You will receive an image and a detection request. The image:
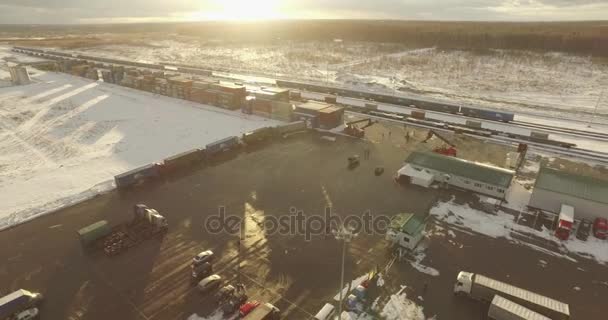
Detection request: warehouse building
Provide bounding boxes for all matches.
[398,151,515,199]
[529,167,608,220]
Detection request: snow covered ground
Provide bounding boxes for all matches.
[0,71,280,230]
[430,198,608,265]
[66,40,608,124]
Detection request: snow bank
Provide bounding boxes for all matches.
[430,199,608,264]
[380,291,426,320]
[409,244,440,277]
[340,286,432,320]
[334,274,369,302]
[0,72,280,230]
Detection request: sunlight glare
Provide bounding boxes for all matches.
[193,0,282,21]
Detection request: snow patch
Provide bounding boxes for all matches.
[409,245,440,277]
[430,199,608,264]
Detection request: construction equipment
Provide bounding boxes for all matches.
[343,118,376,138]
[422,130,457,157]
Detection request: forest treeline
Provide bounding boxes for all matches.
[2,20,607,56]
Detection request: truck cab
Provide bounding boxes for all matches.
[453,271,473,295]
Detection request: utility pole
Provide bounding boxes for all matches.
[237,220,244,285]
[334,224,356,319]
[588,89,605,128]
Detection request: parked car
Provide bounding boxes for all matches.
[192,250,214,266]
[12,308,38,320]
[215,284,236,303]
[576,219,592,241]
[191,262,213,283]
[314,303,336,320]
[216,283,245,303]
[240,301,260,317]
[197,275,222,293]
[593,218,608,239]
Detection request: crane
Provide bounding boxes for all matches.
[343,118,376,138]
[422,130,457,157]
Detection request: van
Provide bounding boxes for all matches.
[314,303,336,320]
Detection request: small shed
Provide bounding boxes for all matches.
[386,213,427,251]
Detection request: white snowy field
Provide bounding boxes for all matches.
[0,71,280,230]
[67,40,608,123]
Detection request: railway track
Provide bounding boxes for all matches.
[512,120,608,141]
[346,110,608,165]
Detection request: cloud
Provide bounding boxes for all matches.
[0,0,606,24]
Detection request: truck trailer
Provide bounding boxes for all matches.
[454,271,569,320]
[0,289,43,320]
[489,295,551,320]
[77,204,168,256]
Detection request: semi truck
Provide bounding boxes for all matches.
[488,295,551,320]
[454,271,569,320]
[242,302,279,320]
[77,204,168,256]
[0,289,43,320]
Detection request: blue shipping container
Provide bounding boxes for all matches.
[206,136,239,155]
[114,163,160,188]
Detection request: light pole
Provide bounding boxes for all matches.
[334,224,356,318]
[588,89,605,128]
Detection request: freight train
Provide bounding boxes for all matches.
[10,46,513,124]
[350,105,575,148]
[275,79,515,123]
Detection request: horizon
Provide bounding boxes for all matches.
[0,18,607,27]
[1,0,607,24]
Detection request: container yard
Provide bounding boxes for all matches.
[2,41,608,320]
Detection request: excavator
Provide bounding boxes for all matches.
[422,130,457,157]
[343,118,376,138]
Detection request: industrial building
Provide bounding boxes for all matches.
[529,167,608,220]
[398,151,515,199]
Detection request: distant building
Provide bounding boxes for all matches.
[529,167,608,220]
[386,213,427,251]
[398,151,515,199]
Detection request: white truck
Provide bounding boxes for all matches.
[0,289,43,320]
[454,271,569,320]
[488,295,551,320]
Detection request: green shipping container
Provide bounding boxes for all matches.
[77,220,111,246]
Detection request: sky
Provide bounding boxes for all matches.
[0,0,607,24]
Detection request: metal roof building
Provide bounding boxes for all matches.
[400,151,514,199]
[386,213,427,251]
[529,167,608,220]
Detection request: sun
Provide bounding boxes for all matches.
[192,0,283,21]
